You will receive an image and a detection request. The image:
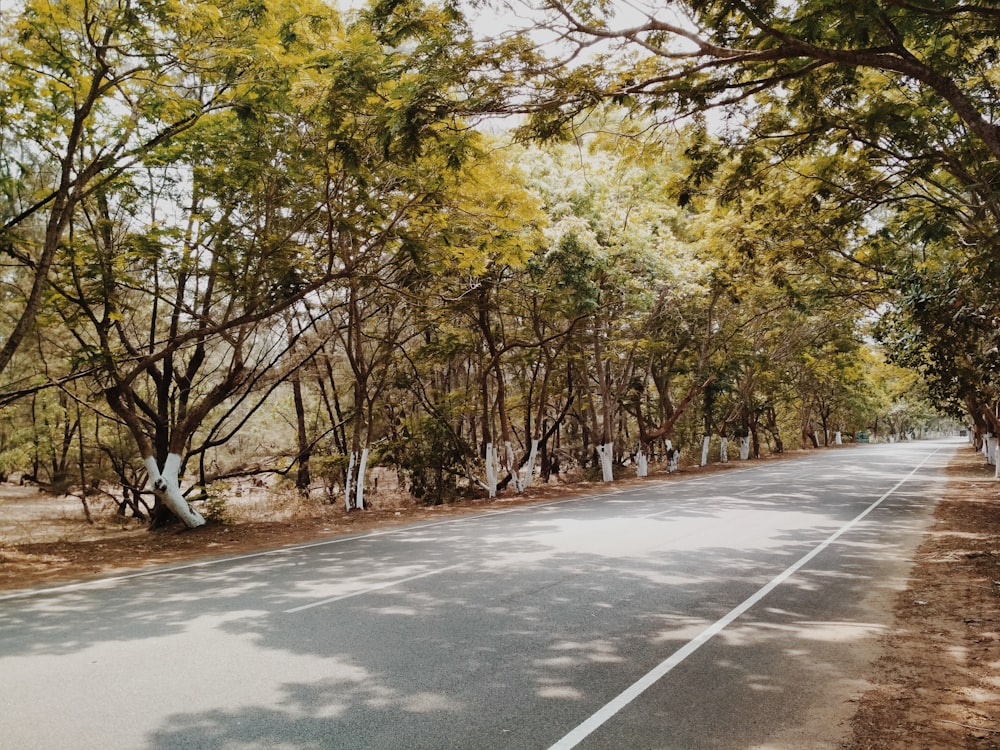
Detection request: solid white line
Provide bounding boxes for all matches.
[283,564,463,613]
[546,446,943,750]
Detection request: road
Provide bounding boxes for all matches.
[0,439,957,749]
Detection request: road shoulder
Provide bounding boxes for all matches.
[844,446,1000,749]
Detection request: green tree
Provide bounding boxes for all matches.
[484,0,999,434]
[0,0,278,378]
[39,0,492,526]
[498,0,1000,161]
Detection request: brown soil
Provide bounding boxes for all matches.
[843,448,1000,750]
[0,473,612,590]
[1,449,998,748]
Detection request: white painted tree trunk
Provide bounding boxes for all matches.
[145,454,206,528]
[504,441,525,493]
[636,448,648,478]
[354,447,369,510]
[485,442,498,498]
[835,431,842,445]
[739,437,750,460]
[597,443,614,482]
[719,437,728,464]
[666,439,680,473]
[701,436,710,466]
[521,438,540,490]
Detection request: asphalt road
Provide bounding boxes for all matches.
[0,439,958,749]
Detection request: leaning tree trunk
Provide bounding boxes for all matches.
[144,454,205,528]
[502,440,525,493]
[519,438,540,490]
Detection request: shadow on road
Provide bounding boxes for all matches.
[1,442,948,749]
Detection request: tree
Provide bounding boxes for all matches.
[0,0,279,379]
[37,0,493,526]
[482,0,999,434]
[496,0,1000,162]
[404,149,546,497]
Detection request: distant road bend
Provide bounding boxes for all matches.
[0,439,957,749]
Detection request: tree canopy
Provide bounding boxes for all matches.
[478,0,995,436]
[0,0,966,527]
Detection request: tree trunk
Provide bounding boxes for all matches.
[521,438,540,490]
[344,451,356,511]
[596,443,614,482]
[354,448,370,509]
[739,436,750,460]
[503,440,524,493]
[144,454,205,528]
[343,448,370,511]
[292,373,311,493]
[485,442,498,498]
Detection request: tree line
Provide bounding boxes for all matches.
[0,0,966,527]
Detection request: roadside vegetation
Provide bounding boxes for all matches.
[0,0,992,529]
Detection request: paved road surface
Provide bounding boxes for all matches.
[0,439,957,749]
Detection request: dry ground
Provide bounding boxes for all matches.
[1,449,998,749]
[844,449,1000,750]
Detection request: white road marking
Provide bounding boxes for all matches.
[546,447,943,750]
[283,564,463,613]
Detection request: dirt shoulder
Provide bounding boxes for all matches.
[0,484,579,590]
[843,448,1000,749]
[1,448,998,748]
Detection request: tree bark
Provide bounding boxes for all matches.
[292,372,311,493]
[596,443,614,482]
[485,442,498,498]
[521,438,540,489]
[739,436,750,460]
[144,454,205,528]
